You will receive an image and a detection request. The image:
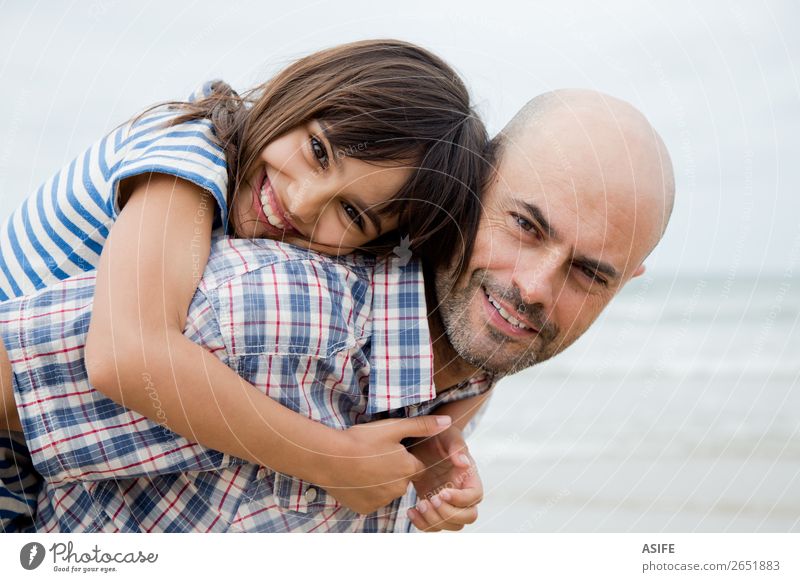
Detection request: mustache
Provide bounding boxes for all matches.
[479,279,559,342]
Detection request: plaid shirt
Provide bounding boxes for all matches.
[2,237,494,532]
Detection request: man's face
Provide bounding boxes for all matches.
[435,128,658,375]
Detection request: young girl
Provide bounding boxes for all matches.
[0,40,490,531]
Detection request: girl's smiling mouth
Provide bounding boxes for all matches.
[251,169,301,236]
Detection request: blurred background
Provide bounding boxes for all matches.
[1,0,797,532]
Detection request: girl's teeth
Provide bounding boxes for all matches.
[260,180,285,229]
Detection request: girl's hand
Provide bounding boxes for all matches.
[321,415,452,515]
[406,426,483,532]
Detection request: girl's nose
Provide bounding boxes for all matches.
[286,186,325,225]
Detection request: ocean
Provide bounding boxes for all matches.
[469,274,799,531]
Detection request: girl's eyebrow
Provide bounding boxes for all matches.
[350,196,382,234]
[316,120,341,167]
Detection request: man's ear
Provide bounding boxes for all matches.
[632,264,646,278]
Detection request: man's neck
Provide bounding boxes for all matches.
[428,309,479,393]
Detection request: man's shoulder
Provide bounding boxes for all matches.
[199,237,378,293]
[194,238,412,360]
[195,238,428,361]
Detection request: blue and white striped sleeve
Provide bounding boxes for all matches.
[107,108,230,229]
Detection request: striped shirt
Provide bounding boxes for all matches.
[0,81,228,301]
[0,81,228,531]
[2,237,495,532]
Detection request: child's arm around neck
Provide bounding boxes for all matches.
[84,174,346,482]
[82,174,450,515]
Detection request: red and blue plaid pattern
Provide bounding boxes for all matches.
[2,238,493,532]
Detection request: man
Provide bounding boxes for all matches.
[0,89,674,532]
[434,88,673,376]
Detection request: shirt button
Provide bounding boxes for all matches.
[305,487,318,503]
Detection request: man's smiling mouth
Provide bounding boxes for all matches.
[484,289,536,332]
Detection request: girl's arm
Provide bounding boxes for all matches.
[405,391,491,532]
[85,174,339,480]
[84,174,445,513]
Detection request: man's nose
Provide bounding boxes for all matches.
[514,249,563,307]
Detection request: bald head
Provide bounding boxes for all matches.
[434,90,676,376]
[495,89,674,258]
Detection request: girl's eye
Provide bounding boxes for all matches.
[342,202,365,230]
[310,136,329,169]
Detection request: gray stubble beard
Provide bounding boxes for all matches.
[434,268,547,376]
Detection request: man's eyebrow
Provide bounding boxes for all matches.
[516,199,619,281]
[518,200,560,241]
[573,255,619,280]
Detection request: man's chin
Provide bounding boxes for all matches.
[484,354,538,376]
[454,336,542,376]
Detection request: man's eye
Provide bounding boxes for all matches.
[342,202,365,230]
[310,136,329,169]
[513,214,541,239]
[512,214,533,231]
[579,265,607,287]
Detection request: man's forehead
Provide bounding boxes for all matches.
[490,147,584,224]
[488,161,646,280]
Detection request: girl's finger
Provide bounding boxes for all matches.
[439,486,483,508]
[430,498,478,526]
[407,507,429,531]
[447,445,472,468]
[414,498,448,532]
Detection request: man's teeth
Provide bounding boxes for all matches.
[487,293,530,330]
[260,180,285,229]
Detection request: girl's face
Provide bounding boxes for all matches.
[231,121,410,254]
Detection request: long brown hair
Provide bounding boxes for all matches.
[156,39,490,273]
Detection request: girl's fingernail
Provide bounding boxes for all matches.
[417,500,429,513]
[439,490,450,502]
[459,454,471,465]
[430,495,442,509]
[436,416,452,427]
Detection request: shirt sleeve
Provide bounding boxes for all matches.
[365,256,436,415]
[9,276,245,486]
[106,105,229,230]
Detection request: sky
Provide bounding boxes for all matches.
[1,0,797,276]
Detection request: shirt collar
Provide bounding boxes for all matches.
[366,256,435,415]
